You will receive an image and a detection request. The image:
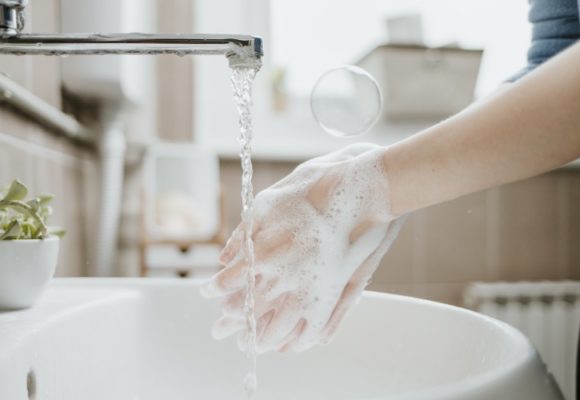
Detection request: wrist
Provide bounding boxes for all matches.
[381,145,406,217]
[381,139,427,217]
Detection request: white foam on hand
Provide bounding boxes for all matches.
[202,143,404,353]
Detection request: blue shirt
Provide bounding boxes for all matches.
[510,0,580,80]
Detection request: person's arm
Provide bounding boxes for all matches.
[384,41,580,215]
[203,42,580,354]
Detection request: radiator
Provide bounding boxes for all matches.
[464,281,580,400]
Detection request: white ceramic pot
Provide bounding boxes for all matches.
[0,237,59,310]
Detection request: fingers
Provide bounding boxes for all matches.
[213,297,281,342]
[215,282,295,347]
[319,281,365,344]
[319,223,403,344]
[257,298,302,353]
[254,228,294,263]
[348,218,406,286]
[200,254,247,298]
[233,275,286,311]
[349,218,375,245]
[222,283,286,319]
[219,225,243,264]
[218,217,263,265]
[259,276,291,304]
[203,229,294,298]
[286,319,322,352]
[236,310,275,352]
[306,169,342,213]
[220,288,246,316]
[314,239,383,345]
[237,330,249,352]
[277,319,306,352]
[212,316,245,340]
[257,309,276,339]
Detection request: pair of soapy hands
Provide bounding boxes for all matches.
[202,143,403,353]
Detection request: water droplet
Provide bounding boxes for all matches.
[244,373,257,397]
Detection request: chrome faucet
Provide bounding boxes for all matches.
[0,0,263,68]
[0,0,27,38]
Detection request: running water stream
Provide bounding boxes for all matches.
[230,65,259,399]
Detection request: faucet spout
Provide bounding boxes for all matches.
[0,33,263,63]
[227,37,263,69]
[0,0,27,38]
[0,0,263,65]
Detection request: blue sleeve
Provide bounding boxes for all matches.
[508,0,580,81]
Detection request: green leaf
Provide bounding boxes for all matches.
[0,219,21,240]
[0,180,65,240]
[0,200,48,238]
[37,194,54,206]
[27,198,40,212]
[38,205,52,220]
[26,195,53,213]
[2,179,28,202]
[21,221,37,238]
[48,226,66,238]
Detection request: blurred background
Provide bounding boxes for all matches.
[0,0,573,295]
[0,0,578,395]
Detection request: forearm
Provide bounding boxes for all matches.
[384,41,580,216]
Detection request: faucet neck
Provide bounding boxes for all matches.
[0,0,27,38]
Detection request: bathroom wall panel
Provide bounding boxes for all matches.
[372,220,415,284]
[29,56,61,109]
[366,283,415,298]
[0,56,31,138]
[568,172,580,279]
[156,0,194,142]
[495,173,561,281]
[28,0,61,108]
[413,282,467,306]
[118,158,149,277]
[0,140,32,186]
[415,191,488,284]
[0,55,29,86]
[56,162,87,276]
[28,0,60,35]
[555,171,574,278]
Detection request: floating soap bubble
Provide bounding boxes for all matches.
[310,65,383,138]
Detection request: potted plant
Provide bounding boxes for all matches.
[0,180,65,310]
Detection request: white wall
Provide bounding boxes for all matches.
[271,0,531,98]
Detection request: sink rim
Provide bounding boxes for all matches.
[361,290,540,399]
[0,278,552,399]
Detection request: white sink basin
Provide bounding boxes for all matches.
[0,278,563,400]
